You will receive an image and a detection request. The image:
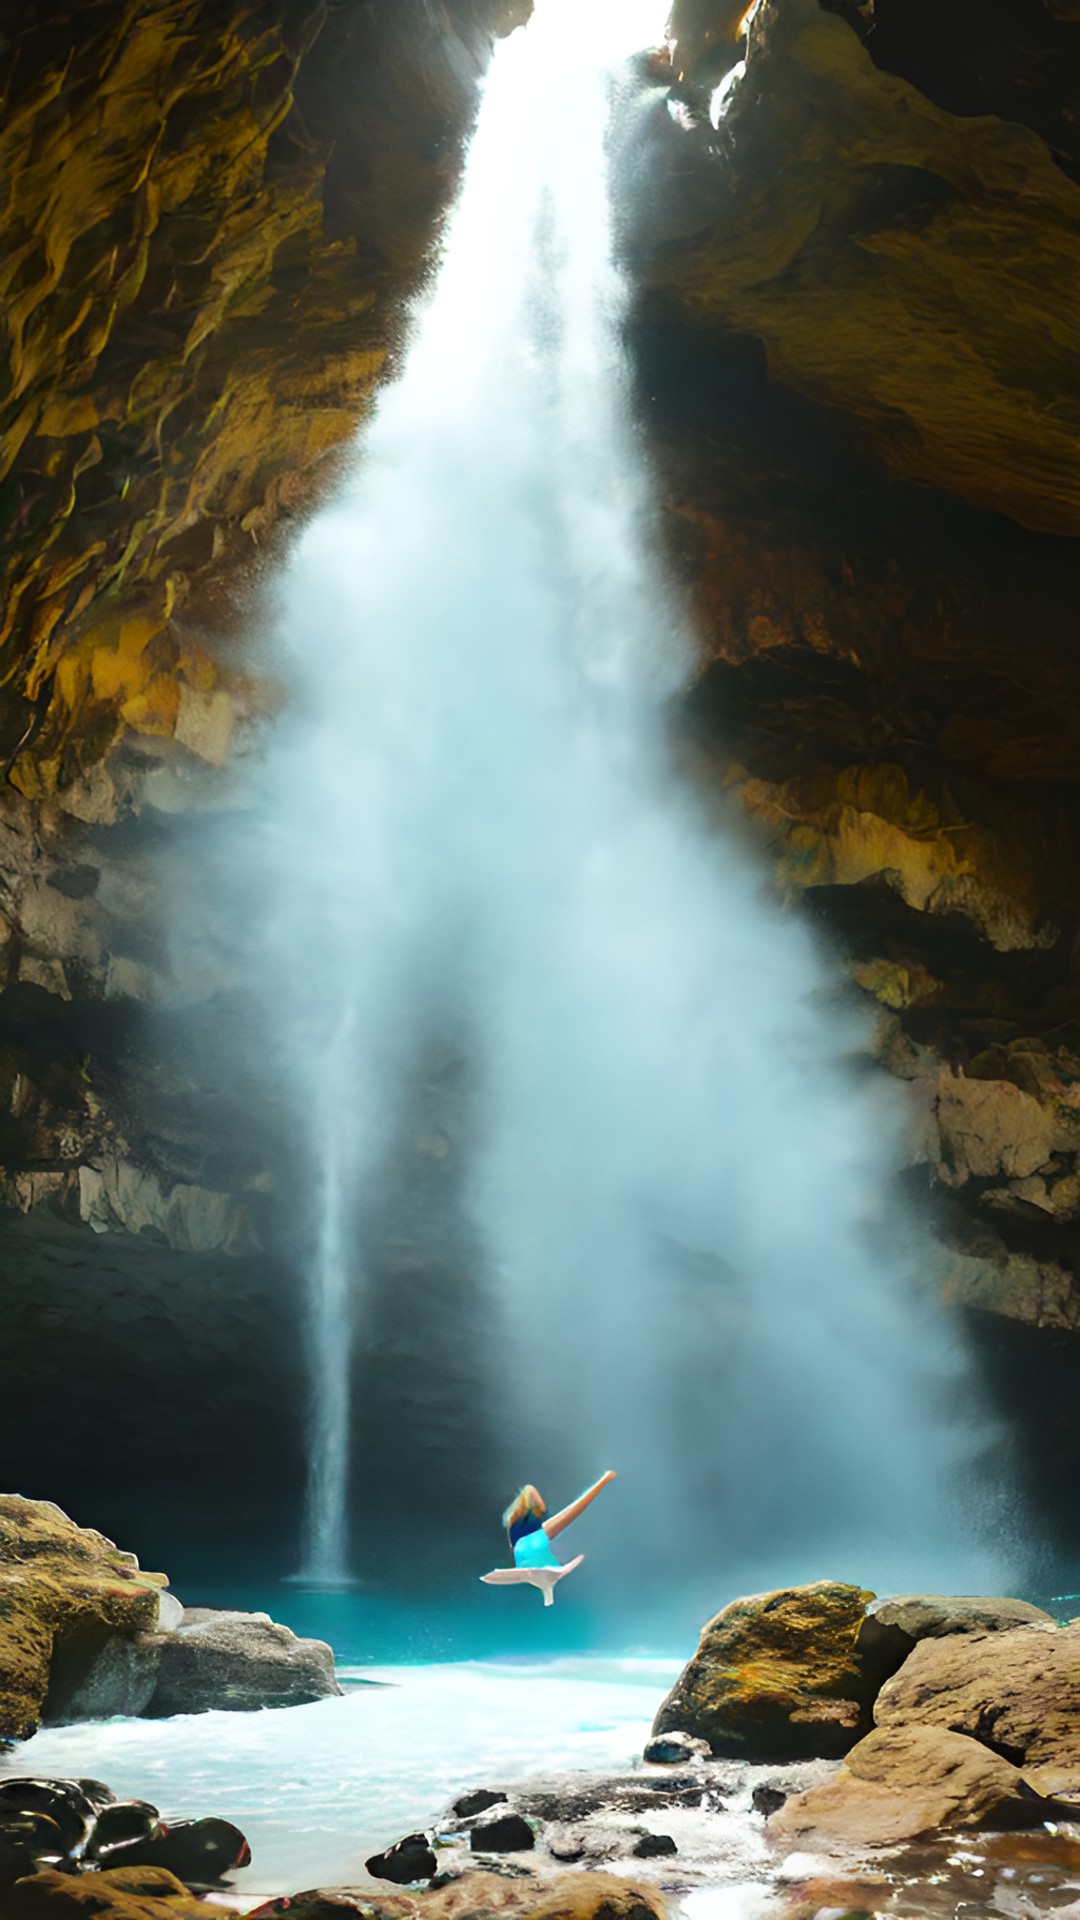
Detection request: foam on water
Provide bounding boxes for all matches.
[4,1659,678,1896]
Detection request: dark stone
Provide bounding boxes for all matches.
[469,1813,535,1853]
[84,1799,161,1855]
[453,1788,508,1819]
[0,1781,94,1855]
[631,1833,678,1858]
[751,1785,787,1817]
[94,1815,251,1882]
[365,1833,437,1884]
[0,1810,66,1882]
[76,1781,116,1811]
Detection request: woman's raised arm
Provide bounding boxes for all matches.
[543,1470,617,1540]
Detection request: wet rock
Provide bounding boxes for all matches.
[0,1808,67,1882]
[452,1788,508,1818]
[643,1731,710,1764]
[547,1826,587,1862]
[142,1608,340,1714]
[248,1870,664,1920]
[366,1834,438,1884]
[768,1722,1068,1847]
[42,1625,162,1724]
[652,1580,878,1760]
[874,1618,1080,1798]
[0,1779,97,1856]
[631,1833,677,1858]
[92,1815,250,1882]
[469,1813,536,1853]
[751,1784,787,1817]
[0,1495,167,1740]
[85,1801,162,1855]
[4,1863,211,1917]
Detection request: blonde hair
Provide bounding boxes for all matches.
[503,1484,545,1531]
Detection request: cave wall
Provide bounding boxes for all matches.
[3,0,1080,1578]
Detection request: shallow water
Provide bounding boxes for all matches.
[3,1657,682,1898]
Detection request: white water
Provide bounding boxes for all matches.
[5,1660,682,1898]
[218,0,1011,1594]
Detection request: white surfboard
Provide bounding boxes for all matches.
[479,1553,584,1606]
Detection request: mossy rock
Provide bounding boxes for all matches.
[0,1495,166,1741]
[652,1578,877,1760]
[4,1864,209,1916]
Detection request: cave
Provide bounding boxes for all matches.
[2,0,1080,1610]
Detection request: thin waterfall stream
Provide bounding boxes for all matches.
[217,0,1011,1602]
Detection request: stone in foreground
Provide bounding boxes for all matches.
[768,1723,1070,1848]
[367,1834,439,1884]
[652,1580,878,1760]
[469,1813,535,1852]
[4,1863,210,1917]
[248,1870,664,1920]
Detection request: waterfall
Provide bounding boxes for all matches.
[221,0,1010,1599]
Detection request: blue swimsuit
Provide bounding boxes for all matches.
[509,1514,561,1570]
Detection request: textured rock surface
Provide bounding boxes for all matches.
[867,1593,1056,1644]
[0,0,531,791]
[768,1722,1050,1847]
[874,1620,1080,1799]
[142,1607,340,1715]
[654,0,1080,534]
[247,1872,664,1920]
[651,1581,878,1760]
[0,1496,167,1741]
[4,1863,211,1918]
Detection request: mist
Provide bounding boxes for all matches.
[192,0,1017,1613]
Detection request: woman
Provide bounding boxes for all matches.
[480,1471,617,1606]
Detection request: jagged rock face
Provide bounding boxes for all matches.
[621,0,1080,1377]
[1,0,530,795]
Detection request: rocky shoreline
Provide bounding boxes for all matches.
[0,1496,339,1743]
[4,1497,1080,1917]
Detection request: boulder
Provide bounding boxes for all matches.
[642,1731,710,1764]
[247,1870,664,1920]
[0,1780,98,1858]
[91,1815,250,1882]
[469,1813,535,1853]
[141,1608,341,1715]
[0,1496,168,1740]
[366,1834,438,1885]
[651,1580,877,1760]
[768,1722,1067,1848]
[451,1789,508,1819]
[4,1864,210,1917]
[42,1629,162,1724]
[630,1833,677,1858]
[874,1619,1080,1798]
